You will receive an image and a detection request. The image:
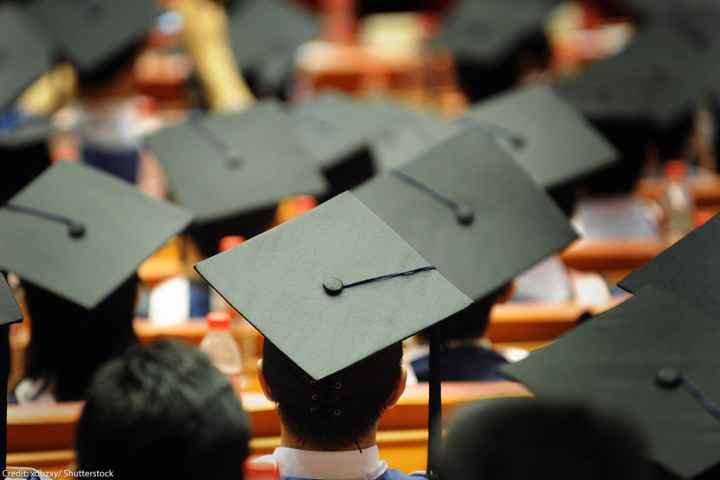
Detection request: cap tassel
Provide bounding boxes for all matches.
[191,116,244,169]
[391,170,475,226]
[655,368,720,421]
[323,266,436,296]
[4,203,86,239]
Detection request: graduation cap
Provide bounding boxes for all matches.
[196,191,472,475]
[0,276,22,327]
[554,24,710,129]
[463,85,618,190]
[227,0,320,93]
[0,115,54,205]
[619,213,720,316]
[503,285,720,478]
[0,161,193,309]
[354,126,578,301]
[435,0,559,100]
[368,103,459,172]
[23,0,159,77]
[145,100,327,255]
[0,3,54,110]
[290,93,385,193]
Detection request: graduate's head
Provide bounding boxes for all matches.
[441,400,655,480]
[417,283,512,344]
[76,340,250,480]
[24,275,139,402]
[582,119,652,196]
[76,40,144,97]
[260,339,407,450]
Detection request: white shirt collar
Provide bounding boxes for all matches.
[260,445,388,480]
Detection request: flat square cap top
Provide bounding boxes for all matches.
[195,192,472,380]
[0,162,193,309]
[368,104,459,172]
[435,0,559,64]
[464,85,618,188]
[354,126,578,301]
[290,93,389,169]
[228,0,319,70]
[0,4,54,110]
[620,213,720,316]
[503,285,720,478]
[24,0,158,74]
[554,25,709,127]
[0,277,22,326]
[145,100,328,224]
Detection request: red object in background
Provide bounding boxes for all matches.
[206,311,232,330]
[665,161,689,181]
[219,235,246,252]
[694,211,714,228]
[244,458,280,480]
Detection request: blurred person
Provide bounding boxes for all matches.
[254,340,414,480]
[76,339,250,480]
[441,399,657,480]
[406,284,513,383]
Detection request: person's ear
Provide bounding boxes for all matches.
[387,366,408,408]
[257,359,274,401]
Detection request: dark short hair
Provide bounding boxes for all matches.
[262,339,403,449]
[24,275,138,402]
[418,283,511,344]
[76,40,144,90]
[441,400,654,480]
[76,340,250,480]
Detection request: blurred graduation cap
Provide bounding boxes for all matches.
[0,3,54,110]
[355,126,578,301]
[554,25,710,130]
[0,277,22,327]
[290,93,385,193]
[619,213,720,316]
[196,191,472,476]
[227,0,320,94]
[435,0,559,101]
[503,285,720,479]
[23,0,159,79]
[463,86,618,191]
[0,115,55,205]
[145,100,327,255]
[0,161,193,309]
[367,103,459,172]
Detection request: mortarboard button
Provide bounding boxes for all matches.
[655,367,683,389]
[323,278,344,296]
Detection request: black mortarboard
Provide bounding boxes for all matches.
[0,276,22,327]
[554,25,710,129]
[436,0,558,67]
[0,116,54,205]
[463,85,618,190]
[0,3,54,110]
[619,213,720,316]
[196,191,472,380]
[368,103,459,172]
[354,126,578,302]
[23,0,158,77]
[435,0,558,101]
[145,100,327,254]
[0,161,193,309]
[227,0,320,93]
[290,93,383,193]
[503,285,720,479]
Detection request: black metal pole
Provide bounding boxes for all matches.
[426,323,442,479]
